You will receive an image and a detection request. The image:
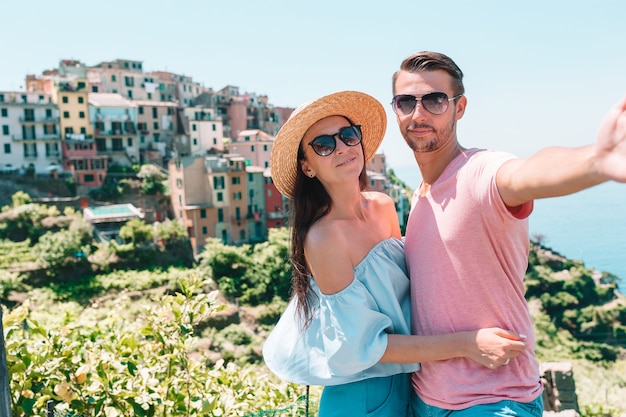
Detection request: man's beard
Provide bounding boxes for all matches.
[403,120,456,153]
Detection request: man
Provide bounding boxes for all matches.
[391,51,626,416]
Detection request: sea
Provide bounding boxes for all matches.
[392,166,626,293]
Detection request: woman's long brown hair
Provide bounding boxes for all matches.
[289,129,368,328]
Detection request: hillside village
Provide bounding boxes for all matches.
[0,58,410,255]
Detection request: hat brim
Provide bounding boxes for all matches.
[270,90,386,199]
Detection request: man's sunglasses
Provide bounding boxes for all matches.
[308,125,362,157]
[391,92,463,116]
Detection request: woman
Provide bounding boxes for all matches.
[262,91,526,416]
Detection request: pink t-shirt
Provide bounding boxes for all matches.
[404,148,542,409]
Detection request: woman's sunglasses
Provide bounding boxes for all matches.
[308,125,362,157]
[391,92,463,116]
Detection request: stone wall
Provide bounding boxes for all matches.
[541,362,580,416]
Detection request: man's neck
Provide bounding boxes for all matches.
[415,143,465,195]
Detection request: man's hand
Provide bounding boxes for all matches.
[595,95,626,182]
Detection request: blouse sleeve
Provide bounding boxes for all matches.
[262,277,417,386]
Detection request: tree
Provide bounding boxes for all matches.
[118,218,154,246]
[137,164,166,195]
[34,229,90,272]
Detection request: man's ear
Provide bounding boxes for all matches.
[455,95,467,120]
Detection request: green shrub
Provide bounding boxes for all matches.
[3,275,308,416]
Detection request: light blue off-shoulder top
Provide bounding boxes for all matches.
[262,237,420,386]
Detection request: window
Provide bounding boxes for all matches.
[127,138,133,147]
[1,108,7,117]
[3,143,10,153]
[192,124,196,131]
[77,81,86,90]
[152,107,158,118]
[78,97,84,104]
[62,96,68,104]
[233,192,242,200]
[212,124,216,131]
[153,122,159,130]
[84,174,95,182]
[213,176,225,190]
[125,76,134,87]
[202,226,207,235]
[216,192,223,201]
[217,208,224,222]
[239,230,246,240]
[79,111,85,118]
[45,109,52,118]
[176,178,182,189]
[251,145,255,151]
[138,106,144,114]
[128,90,133,99]
[22,125,35,139]
[63,111,69,118]
[111,75,117,82]
[45,143,59,157]
[2,125,9,135]
[74,159,88,170]
[23,143,37,157]
[235,207,241,221]
[232,177,241,185]
[200,209,206,219]
[90,159,105,169]
[112,138,123,151]
[263,144,268,151]
[248,173,253,182]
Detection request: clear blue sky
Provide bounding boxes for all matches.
[2,0,625,173]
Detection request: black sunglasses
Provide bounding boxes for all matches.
[391,92,463,116]
[308,125,362,157]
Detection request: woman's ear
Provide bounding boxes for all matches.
[300,160,315,178]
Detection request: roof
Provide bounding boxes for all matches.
[83,203,144,224]
[88,93,136,108]
[133,99,179,107]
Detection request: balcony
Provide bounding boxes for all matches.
[94,129,137,137]
[267,211,288,220]
[13,134,62,141]
[64,133,94,141]
[19,116,59,123]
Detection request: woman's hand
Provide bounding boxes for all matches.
[462,327,527,369]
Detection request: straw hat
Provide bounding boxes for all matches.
[270,90,386,199]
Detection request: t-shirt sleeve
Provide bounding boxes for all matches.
[470,149,534,220]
